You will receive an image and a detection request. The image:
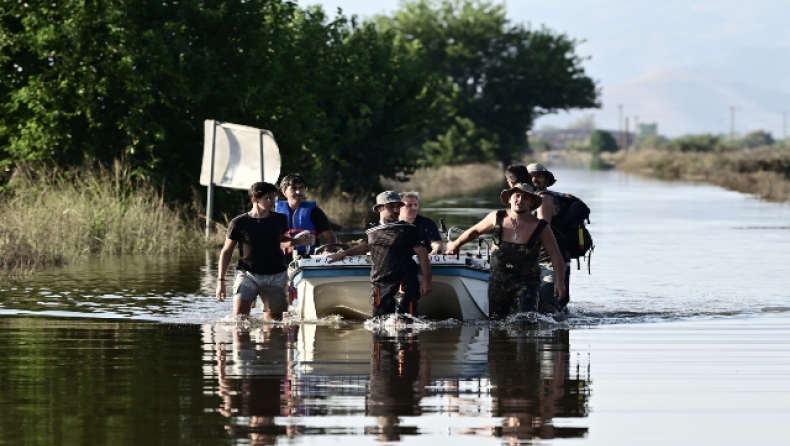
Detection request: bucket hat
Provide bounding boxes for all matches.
[372,191,405,212]
[526,163,557,187]
[500,183,544,211]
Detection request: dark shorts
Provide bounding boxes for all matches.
[370,276,420,317]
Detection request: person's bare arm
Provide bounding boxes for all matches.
[536,194,556,224]
[216,238,237,302]
[445,211,497,255]
[327,243,369,262]
[539,227,566,301]
[319,228,338,245]
[429,240,443,255]
[413,245,433,295]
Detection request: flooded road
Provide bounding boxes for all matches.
[1,168,789,445]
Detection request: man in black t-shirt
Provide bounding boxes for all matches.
[399,191,443,254]
[328,191,433,317]
[216,182,316,320]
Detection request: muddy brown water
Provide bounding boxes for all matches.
[2,168,789,445]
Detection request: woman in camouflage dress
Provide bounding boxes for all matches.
[445,183,566,318]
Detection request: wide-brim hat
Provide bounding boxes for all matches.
[372,190,405,211]
[526,163,557,187]
[500,183,543,211]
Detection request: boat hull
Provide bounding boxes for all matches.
[292,255,490,320]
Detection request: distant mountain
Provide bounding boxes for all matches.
[536,70,790,138]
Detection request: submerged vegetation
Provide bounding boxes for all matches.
[0,163,204,277]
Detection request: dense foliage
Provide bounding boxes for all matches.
[588,130,618,154]
[379,0,599,165]
[1,0,597,203]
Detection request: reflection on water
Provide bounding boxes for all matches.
[0,253,224,322]
[2,168,790,444]
[204,322,589,444]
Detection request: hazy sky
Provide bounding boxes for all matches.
[306,0,790,135]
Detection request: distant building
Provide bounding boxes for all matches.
[638,123,658,137]
[532,128,636,151]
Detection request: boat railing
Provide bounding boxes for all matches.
[291,253,489,271]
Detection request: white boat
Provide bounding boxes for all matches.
[290,253,490,320]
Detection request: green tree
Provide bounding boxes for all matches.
[0,0,441,199]
[588,130,618,155]
[740,130,774,149]
[378,0,599,166]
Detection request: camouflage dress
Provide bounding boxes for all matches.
[488,219,548,319]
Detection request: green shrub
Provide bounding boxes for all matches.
[589,130,619,154]
[670,134,726,152]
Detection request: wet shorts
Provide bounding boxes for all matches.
[233,270,288,313]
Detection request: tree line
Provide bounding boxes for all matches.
[0,0,598,202]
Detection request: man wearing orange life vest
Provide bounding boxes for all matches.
[275,173,337,258]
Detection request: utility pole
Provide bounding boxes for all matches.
[783,111,787,147]
[729,106,735,145]
[618,104,624,150]
[624,117,630,152]
[634,115,639,151]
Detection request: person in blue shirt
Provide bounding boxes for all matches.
[275,173,337,257]
[399,191,443,255]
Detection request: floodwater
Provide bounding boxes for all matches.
[1,168,790,445]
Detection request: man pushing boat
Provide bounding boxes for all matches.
[445,183,566,318]
[328,191,433,317]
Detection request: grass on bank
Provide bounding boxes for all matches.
[297,162,506,230]
[1,162,205,276]
[609,147,790,202]
[2,161,508,277]
[380,162,504,199]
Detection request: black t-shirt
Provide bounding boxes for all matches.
[366,221,422,283]
[227,213,288,275]
[411,214,442,250]
[309,206,333,234]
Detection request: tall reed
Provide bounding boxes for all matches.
[1,162,204,275]
[612,147,790,202]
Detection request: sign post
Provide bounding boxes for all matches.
[200,120,281,239]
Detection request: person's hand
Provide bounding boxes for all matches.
[429,248,441,255]
[554,282,566,301]
[326,251,345,263]
[444,242,459,256]
[420,279,433,296]
[301,234,316,246]
[216,280,227,302]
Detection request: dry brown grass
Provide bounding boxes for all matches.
[612,147,790,202]
[310,187,375,230]
[380,162,504,199]
[300,162,506,229]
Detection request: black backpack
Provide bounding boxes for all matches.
[544,191,594,273]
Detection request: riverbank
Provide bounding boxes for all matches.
[0,163,205,279]
[305,162,506,230]
[2,161,506,278]
[607,147,790,202]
